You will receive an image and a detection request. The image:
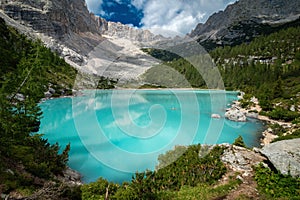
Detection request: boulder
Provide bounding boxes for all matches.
[15,93,25,101]
[62,167,82,184]
[246,112,258,119]
[48,87,56,94]
[44,91,52,98]
[211,113,221,119]
[221,145,265,172]
[290,105,296,112]
[260,138,300,177]
[225,107,247,122]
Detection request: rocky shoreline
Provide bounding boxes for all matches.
[225,92,297,146]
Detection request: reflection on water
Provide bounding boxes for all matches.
[39,90,264,183]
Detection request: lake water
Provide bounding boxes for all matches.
[39,90,264,183]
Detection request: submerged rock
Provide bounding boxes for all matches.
[211,113,221,119]
[260,138,300,177]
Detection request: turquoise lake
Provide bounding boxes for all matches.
[39,90,264,183]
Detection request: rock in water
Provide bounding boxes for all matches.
[260,138,300,177]
[225,107,247,122]
[211,114,221,119]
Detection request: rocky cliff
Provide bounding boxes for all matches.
[94,16,165,43]
[1,0,101,37]
[190,0,300,50]
[0,0,104,64]
[0,0,162,85]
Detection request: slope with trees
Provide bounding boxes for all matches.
[0,17,79,198]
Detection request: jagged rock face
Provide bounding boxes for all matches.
[221,144,265,172]
[95,16,165,43]
[260,138,300,177]
[1,0,101,37]
[190,0,300,49]
[0,0,163,85]
[0,0,104,61]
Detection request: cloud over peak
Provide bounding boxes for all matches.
[85,0,235,36]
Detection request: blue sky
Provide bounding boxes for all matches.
[85,0,236,36]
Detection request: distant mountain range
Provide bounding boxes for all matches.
[189,0,300,50]
[0,0,300,84]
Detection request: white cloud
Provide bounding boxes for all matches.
[134,0,234,36]
[85,0,103,14]
[131,0,147,10]
[86,0,235,37]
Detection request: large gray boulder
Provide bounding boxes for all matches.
[260,138,300,177]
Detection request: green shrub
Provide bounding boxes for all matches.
[83,145,227,200]
[267,107,300,121]
[233,136,247,148]
[81,178,119,200]
[272,129,300,143]
[254,163,300,198]
[268,123,286,136]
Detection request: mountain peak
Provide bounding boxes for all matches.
[92,15,166,43]
[189,0,300,49]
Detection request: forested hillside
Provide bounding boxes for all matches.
[144,26,300,122]
[211,27,300,122]
[0,17,79,198]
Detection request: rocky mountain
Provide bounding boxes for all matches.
[94,16,166,43]
[0,0,161,86]
[190,0,300,50]
[0,0,104,64]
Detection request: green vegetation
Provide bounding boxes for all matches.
[158,179,241,200]
[272,129,300,143]
[142,49,206,88]
[97,76,117,89]
[211,27,300,121]
[0,17,77,195]
[138,84,167,89]
[1,10,300,199]
[254,163,300,199]
[143,26,300,123]
[232,136,247,148]
[82,145,228,200]
[199,18,300,51]
[137,26,300,199]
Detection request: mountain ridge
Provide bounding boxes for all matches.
[190,0,300,50]
[0,0,162,85]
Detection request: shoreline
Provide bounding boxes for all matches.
[229,94,295,146]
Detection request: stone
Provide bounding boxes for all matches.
[62,167,82,183]
[237,91,245,99]
[260,138,300,177]
[225,107,247,122]
[246,112,258,119]
[211,113,221,119]
[44,91,52,98]
[221,145,265,172]
[290,105,296,112]
[15,93,25,101]
[48,88,56,94]
[96,18,166,43]
[250,96,258,104]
